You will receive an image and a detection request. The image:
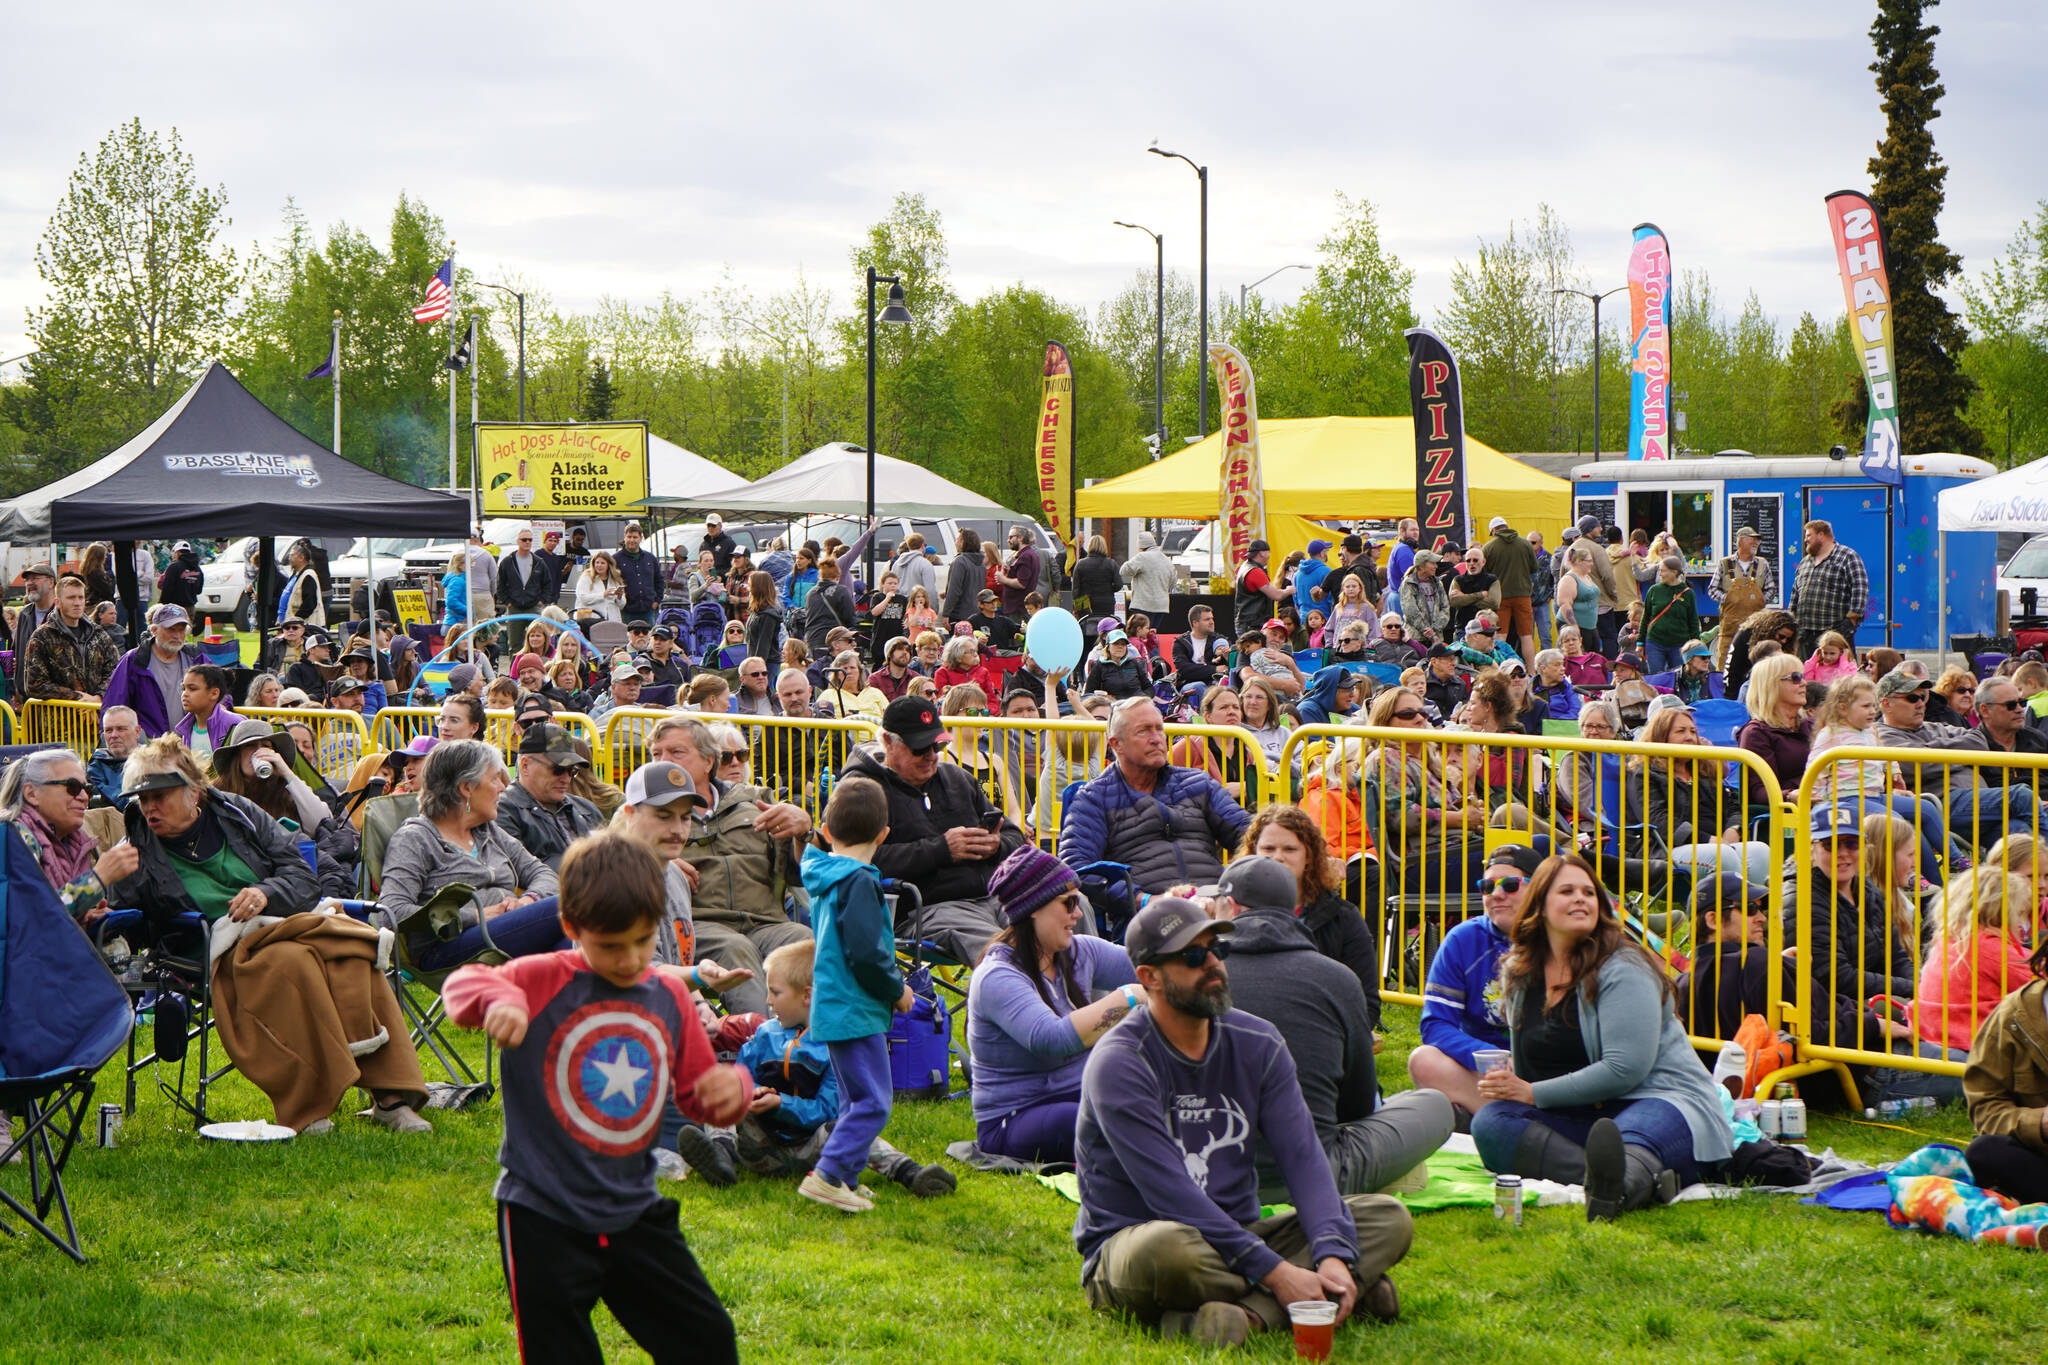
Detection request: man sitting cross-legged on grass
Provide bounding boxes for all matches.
[445,830,752,1365]
[673,939,953,1198]
[1074,898,1413,1349]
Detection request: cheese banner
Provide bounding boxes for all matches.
[476,421,650,515]
[1034,342,1076,571]
[1404,328,1473,554]
[1207,342,1265,566]
[1825,190,1903,487]
[1627,222,1673,461]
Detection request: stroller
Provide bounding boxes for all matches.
[0,826,132,1263]
[683,600,728,658]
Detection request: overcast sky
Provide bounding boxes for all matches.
[2,1,2040,373]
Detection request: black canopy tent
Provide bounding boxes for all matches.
[0,362,471,649]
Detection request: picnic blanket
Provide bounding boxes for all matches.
[1885,1144,2048,1248]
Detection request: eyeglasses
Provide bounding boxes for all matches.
[1157,940,1232,969]
[1781,673,1805,684]
[1476,875,1525,895]
[37,778,87,796]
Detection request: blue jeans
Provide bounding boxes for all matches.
[1859,1040,1967,1108]
[1947,784,2048,846]
[416,896,568,972]
[1832,790,1964,876]
[1646,642,1685,673]
[818,1035,893,1186]
[1533,603,1553,650]
[1472,1096,1708,1187]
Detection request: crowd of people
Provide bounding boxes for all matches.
[9,508,2048,1359]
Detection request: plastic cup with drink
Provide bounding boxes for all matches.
[1473,1048,1512,1077]
[1287,1299,1338,1361]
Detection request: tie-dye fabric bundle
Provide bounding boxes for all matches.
[1886,1144,2048,1249]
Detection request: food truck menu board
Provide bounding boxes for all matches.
[1727,492,1782,599]
[1573,497,1616,536]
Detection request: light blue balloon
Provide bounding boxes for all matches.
[1025,607,1084,673]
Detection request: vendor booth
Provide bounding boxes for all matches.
[1572,452,1997,651]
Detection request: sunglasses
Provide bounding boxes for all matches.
[719,749,750,764]
[905,740,941,758]
[1157,940,1232,969]
[1476,875,1525,895]
[37,778,88,796]
[1781,673,1805,684]
[546,762,582,777]
[1988,698,2028,711]
[1392,708,1426,721]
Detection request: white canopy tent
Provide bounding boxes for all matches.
[1935,454,2048,663]
[647,433,751,501]
[638,440,1026,521]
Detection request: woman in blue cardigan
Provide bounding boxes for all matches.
[1471,853,1733,1221]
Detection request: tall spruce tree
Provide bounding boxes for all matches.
[1843,0,1985,454]
[581,355,616,421]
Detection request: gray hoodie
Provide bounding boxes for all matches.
[1219,908,1379,1148]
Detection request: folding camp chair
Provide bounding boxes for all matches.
[0,829,133,1264]
[119,909,230,1129]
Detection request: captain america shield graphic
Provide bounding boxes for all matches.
[545,1002,672,1154]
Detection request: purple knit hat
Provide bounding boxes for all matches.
[987,846,1080,924]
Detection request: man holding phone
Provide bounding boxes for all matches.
[841,697,1027,963]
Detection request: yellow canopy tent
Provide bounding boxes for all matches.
[1075,416,1572,549]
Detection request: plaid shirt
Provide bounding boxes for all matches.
[1789,544,1868,631]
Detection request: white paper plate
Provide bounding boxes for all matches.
[198,1120,296,1142]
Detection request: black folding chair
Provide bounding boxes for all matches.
[120,911,231,1129]
[0,824,133,1263]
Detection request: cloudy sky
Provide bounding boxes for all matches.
[1,1,2039,371]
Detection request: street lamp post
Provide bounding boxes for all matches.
[865,267,913,589]
[1553,285,1627,460]
[1149,143,1208,437]
[1239,264,1310,311]
[1113,221,1166,464]
[476,281,527,421]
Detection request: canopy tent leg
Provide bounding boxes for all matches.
[113,540,141,650]
[1937,530,1947,672]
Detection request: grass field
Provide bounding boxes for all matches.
[0,1003,2030,1365]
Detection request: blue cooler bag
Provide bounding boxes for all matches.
[886,964,953,1099]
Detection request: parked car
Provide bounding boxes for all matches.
[1999,533,2048,623]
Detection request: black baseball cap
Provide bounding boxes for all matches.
[882,696,945,748]
[1427,642,1456,660]
[627,620,652,632]
[1484,843,1542,877]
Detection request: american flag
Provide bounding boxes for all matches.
[413,258,452,323]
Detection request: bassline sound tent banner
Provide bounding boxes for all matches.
[477,422,651,516]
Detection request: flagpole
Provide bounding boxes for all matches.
[469,314,481,525]
[446,241,459,499]
[330,310,342,455]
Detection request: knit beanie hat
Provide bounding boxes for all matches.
[987,845,1080,925]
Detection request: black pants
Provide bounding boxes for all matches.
[1966,1134,2048,1206]
[497,1198,736,1365]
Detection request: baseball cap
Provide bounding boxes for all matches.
[1103,629,1129,645]
[1484,843,1543,877]
[1216,856,1298,914]
[1124,897,1234,966]
[1736,525,1760,541]
[1306,539,1332,557]
[1260,619,1290,636]
[705,514,723,526]
[1341,534,1363,553]
[1413,549,1439,566]
[1501,657,1528,676]
[146,603,190,628]
[304,628,334,648]
[1690,873,1767,917]
[171,541,194,554]
[652,624,675,640]
[1809,803,1861,840]
[326,676,365,696]
[978,588,998,602]
[1096,617,1123,636]
[1877,667,1934,698]
[1246,539,1270,555]
[1616,652,1648,673]
[121,768,192,799]
[626,760,707,812]
[518,722,588,766]
[882,695,945,748]
[1465,618,1494,635]
[609,661,641,683]
[399,734,440,758]
[1489,516,1509,532]
[1427,642,1456,660]
[627,619,651,632]
[22,562,54,579]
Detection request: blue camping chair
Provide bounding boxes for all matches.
[0,826,133,1264]
[1689,698,1750,749]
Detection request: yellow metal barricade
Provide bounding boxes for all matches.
[22,699,100,761]
[239,707,372,787]
[1788,742,2048,1105]
[1277,721,1788,1050]
[372,705,596,772]
[0,698,18,746]
[599,709,878,823]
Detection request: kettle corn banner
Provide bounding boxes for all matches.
[477,421,650,515]
[1208,342,1265,566]
[1825,190,1902,487]
[1034,342,1076,572]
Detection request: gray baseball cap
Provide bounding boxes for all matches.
[1124,897,1234,965]
[1215,855,1298,915]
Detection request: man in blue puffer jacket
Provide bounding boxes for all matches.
[1296,664,1361,728]
[1404,843,1541,1122]
[1059,698,1250,896]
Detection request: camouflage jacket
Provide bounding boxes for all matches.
[24,618,121,702]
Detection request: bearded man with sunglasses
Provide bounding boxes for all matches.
[1405,843,1543,1122]
[1074,898,1412,1349]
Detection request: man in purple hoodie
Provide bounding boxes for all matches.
[1073,899,1414,1348]
[101,604,202,738]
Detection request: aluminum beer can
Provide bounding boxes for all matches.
[1758,1099,1783,1138]
[1779,1095,1807,1142]
[1492,1174,1524,1226]
[96,1102,122,1148]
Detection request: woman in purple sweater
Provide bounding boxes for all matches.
[966,848,1139,1162]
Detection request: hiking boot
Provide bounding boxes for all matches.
[1585,1119,1677,1221]
[1360,1274,1400,1323]
[369,1102,432,1135]
[798,1170,873,1213]
[1159,1301,1254,1347]
[674,1126,738,1188]
[897,1161,956,1198]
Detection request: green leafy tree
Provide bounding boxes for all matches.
[1437,221,1550,451]
[845,194,964,469]
[581,355,616,420]
[1771,312,1847,453]
[1,119,237,486]
[1962,203,2048,464]
[1842,0,1985,454]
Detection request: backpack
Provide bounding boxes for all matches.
[1732,1014,1798,1100]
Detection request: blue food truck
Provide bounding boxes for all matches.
[1569,452,1998,652]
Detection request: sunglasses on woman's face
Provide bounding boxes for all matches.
[720,749,750,763]
[1392,707,1425,722]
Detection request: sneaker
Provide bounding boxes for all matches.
[674,1126,738,1188]
[652,1148,689,1183]
[1159,1302,1254,1347]
[368,1102,432,1135]
[797,1170,873,1213]
[901,1162,956,1198]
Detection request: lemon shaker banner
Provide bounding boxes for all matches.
[476,422,650,515]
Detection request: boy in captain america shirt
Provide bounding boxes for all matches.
[447,830,751,1365]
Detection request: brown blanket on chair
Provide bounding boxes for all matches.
[209,913,426,1132]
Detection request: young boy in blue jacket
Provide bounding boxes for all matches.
[1403,843,1540,1122]
[676,938,953,1196]
[797,775,924,1212]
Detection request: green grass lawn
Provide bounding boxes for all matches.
[1,1004,2031,1365]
